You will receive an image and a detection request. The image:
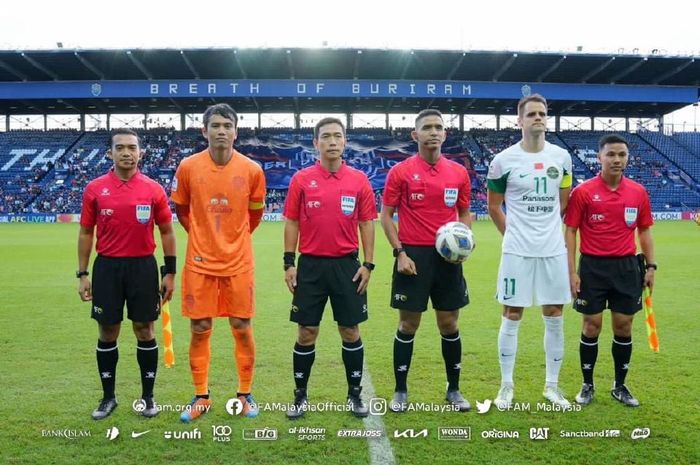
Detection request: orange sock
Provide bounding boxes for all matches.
[231,325,256,394]
[189,329,212,396]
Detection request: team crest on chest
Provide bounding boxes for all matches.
[624,207,638,226]
[444,188,458,207]
[135,205,151,224]
[341,195,356,216]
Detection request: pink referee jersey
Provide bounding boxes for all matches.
[80,170,172,257]
[565,175,653,257]
[284,161,377,257]
[382,154,471,246]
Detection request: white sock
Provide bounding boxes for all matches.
[498,316,521,385]
[543,315,564,385]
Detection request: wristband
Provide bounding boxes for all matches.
[362,262,375,271]
[645,263,658,270]
[283,252,296,269]
[161,256,177,277]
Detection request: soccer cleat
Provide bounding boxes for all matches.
[543,385,572,408]
[238,394,260,418]
[611,384,640,407]
[180,396,212,423]
[138,397,159,418]
[575,383,595,406]
[91,397,118,420]
[494,384,514,410]
[445,390,471,412]
[389,391,408,413]
[286,389,308,420]
[347,386,369,418]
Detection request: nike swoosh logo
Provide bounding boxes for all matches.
[503,296,513,300]
[501,353,513,357]
[131,431,150,438]
[553,358,563,362]
[519,174,528,178]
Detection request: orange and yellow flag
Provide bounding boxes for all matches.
[643,287,659,353]
[161,300,175,367]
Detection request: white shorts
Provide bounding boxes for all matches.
[496,253,571,307]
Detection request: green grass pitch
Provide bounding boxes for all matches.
[0,221,698,465]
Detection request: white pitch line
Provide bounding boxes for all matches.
[362,365,396,465]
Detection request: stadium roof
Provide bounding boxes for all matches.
[0,48,698,117]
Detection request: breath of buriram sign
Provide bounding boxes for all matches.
[0,80,697,104]
[0,212,697,224]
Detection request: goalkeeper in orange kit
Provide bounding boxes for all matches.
[171,104,266,422]
[565,134,656,408]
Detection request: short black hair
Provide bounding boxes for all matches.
[598,134,629,151]
[517,94,548,116]
[415,109,443,128]
[314,117,345,139]
[109,128,140,148]
[202,103,238,128]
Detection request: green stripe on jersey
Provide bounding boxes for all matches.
[487,173,509,193]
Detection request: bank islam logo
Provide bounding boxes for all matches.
[529,427,549,440]
[105,427,120,441]
[631,428,651,440]
[225,397,244,416]
[476,399,492,414]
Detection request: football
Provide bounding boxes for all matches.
[435,222,475,263]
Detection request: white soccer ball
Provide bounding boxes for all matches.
[435,222,475,263]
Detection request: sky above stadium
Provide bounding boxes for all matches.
[1,0,697,126]
[2,0,697,55]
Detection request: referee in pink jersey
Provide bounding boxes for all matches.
[565,134,656,408]
[282,117,376,419]
[77,128,176,420]
[381,109,473,413]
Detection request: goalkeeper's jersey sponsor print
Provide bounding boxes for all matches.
[487,141,572,257]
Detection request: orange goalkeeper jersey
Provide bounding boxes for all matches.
[171,149,266,276]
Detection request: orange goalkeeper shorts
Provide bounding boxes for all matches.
[181,268,255,319]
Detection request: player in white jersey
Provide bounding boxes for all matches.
[486,94,573,409]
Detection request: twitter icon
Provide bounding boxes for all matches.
[476,399,492,414]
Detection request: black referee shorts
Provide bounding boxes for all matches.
[574,254,643,315]
[290,253,368,327]
[390,245,469,312]
[91,255,161,325]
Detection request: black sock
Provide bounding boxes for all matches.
[293,343,316,390]
[612,335,632,387]
[136,339,158,399]
[441,332,461,391]
[393,330,414,392]
[342,338,364,390]
[96,340,118,399]
[580,333,599,385]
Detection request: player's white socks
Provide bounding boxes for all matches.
[498,316,521,385]
[543,315,564,385]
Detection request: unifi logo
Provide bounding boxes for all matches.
[163,429,201,440]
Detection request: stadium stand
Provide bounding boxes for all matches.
[1,129,699,215]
